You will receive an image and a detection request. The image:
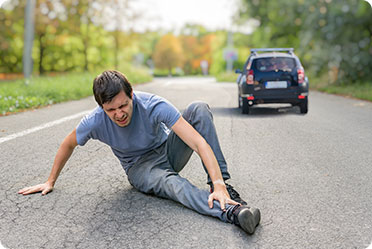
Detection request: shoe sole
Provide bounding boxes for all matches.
[238,208,261,235]
[250,207,261,227]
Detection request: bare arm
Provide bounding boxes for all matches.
[18,129,78,196]
[171,117,238,210]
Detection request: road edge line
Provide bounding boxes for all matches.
[0,110,92,145]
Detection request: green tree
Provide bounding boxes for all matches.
[237,0,372,83]
[0,1,25,74]
[94,0,143,69]
[179,25,216,75]
[152,34,184,76]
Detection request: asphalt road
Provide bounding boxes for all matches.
[1,77,372,249]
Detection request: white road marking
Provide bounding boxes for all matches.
[0,110,92,145]
[164,80,173,86]
[0,240,8,249]
[161,78,217,86]
[367,241,372,249]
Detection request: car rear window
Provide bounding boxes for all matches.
[253,57,296,72]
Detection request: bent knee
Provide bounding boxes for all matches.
[187,101,210,111]
[184,101,212,119]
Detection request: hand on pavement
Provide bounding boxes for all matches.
[18,182,54,196]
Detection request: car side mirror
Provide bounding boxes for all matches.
[235,69,242,74]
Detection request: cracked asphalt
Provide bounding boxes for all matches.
[1,77,372,249]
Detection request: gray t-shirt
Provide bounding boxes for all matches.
[76,91,181,172]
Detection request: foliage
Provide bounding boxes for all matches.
[238,0,372,84]
[152,34,184,75]
[0,66,152,115]
[0,1,25,73]
[1,0,371,93]
[0,0,148,75]
[178,24,216,75]
[209,31,229,75]
[97,0,142,69]
[0,1,231,77]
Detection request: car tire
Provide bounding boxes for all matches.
[299,99,308,114]
[242,98,250,114]
[238,95,242,108]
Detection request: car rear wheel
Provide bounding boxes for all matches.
[238,95,242,108]
[242,98,250,114]
[299,99,308,114]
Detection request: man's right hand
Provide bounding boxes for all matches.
[18,182,54,196]
[18,129,78,197]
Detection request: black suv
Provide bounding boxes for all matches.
[235,48,309,114]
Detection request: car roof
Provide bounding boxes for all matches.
[251,52,295,59]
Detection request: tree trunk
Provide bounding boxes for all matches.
[83,32,89,71]
[114,30,119,69]
[38,33,45,75]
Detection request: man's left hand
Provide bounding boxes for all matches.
[208,187,239,211]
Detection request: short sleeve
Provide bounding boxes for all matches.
[151,98,181,129]
[76,108,101,146]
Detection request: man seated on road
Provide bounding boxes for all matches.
[18,70,261,234]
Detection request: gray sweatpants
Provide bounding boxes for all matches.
[126,102,233,222]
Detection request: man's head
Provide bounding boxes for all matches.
[93,70,133,107]
[93,70,134,127]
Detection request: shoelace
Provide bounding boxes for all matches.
[226,184,241,199]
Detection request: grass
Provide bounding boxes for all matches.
[314,82,372,102]
[308,73,372,102]
[0,67,152,115]
[214,71,237,82]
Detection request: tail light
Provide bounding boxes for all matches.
[246,69,254,84]
[297,68,305,84]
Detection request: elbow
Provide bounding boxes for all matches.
[62,134,78,151]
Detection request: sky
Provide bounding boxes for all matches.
[133,0,242,32]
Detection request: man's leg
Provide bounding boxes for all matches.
[126,144,233,222]
[127,144,260,234]
[166,101,230,184]
[166,102,247,205]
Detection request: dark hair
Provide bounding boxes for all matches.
[93,70,133,106]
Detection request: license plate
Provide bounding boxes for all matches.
[265,81,288,89]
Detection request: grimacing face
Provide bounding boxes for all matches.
[102,90,133,127]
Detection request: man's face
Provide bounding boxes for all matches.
[102,90,133,127]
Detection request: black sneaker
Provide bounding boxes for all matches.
[229,205,261,235]
[225,183,248,205]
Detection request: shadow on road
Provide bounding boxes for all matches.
[211,104,301,118]
[79,187,256,247]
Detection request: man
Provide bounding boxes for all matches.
[18,70,260,234]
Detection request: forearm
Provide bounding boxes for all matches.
[197,143,225,188]
[47,143,75,185]
[170,117,235,209]
[198,142,235,210]
[171,117,225,187]
[47,130,78,186]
